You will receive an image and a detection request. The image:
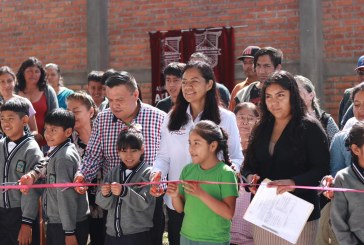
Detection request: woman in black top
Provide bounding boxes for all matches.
[241,70,329,245]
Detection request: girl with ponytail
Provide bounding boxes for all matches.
[166,120,238,245]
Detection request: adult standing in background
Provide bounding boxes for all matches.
[229,46,260,111]
[45,63,74,109]
[156,62,185,113]
[16,57,58,148]
[230,102,259,245]
[66,91,103,245]
[295,75,339,143]
[234,47,283,105]
[0,66,39,139]
[338,55,364,128]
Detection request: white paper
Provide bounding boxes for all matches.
[243,178,314,244]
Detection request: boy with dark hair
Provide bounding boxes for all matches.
[21,108,90,245]
[87,70,106,110]
[0,98,43,245]
[156,62,186,113]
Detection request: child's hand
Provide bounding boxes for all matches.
[101,183,111,196]
[182,181,204,197]
[150,171,164,197]
[65,235,78,245]
[17,224,32,245]
[110,182,122,196]
[166,183,179,198]
[322,175,334,199]
[73,173,87,195]
[19,173,35,195]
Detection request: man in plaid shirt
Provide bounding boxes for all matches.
[74,71,166,244]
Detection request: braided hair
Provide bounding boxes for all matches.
[191,120,232,166]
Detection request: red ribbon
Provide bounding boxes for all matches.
[1,180,364,193]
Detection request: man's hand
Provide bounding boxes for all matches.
[19,173,35,195]
[74,173,87,194]
[17,224,32,245]
[150,171,164,197]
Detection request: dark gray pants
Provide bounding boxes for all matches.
[46,219,89,245]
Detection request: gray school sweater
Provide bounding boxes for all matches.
[44,140,89,234]
[331,166,364,245]
[96,161,155,237]
[0,135,43,225]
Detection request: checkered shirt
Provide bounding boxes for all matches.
[80,102,166,182]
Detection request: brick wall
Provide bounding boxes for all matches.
[108,0,299,103]
[108,0,299,67]
[322,0,364,121]
[0,0,87,76]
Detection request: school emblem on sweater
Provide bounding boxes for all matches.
[16,160,26,173]
[49,174,56,184]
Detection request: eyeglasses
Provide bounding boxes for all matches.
[357,70,364,76]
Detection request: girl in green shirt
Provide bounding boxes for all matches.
[167,120,238,245]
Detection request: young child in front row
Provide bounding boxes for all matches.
[0,98,44,245]
[96,128,156,245]
[167,120,238,245]
[331,121,364,244]
[21,108,90,245]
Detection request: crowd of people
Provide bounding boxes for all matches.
[0,49,363,245]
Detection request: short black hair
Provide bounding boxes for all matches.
[45,108,75,130]
[100,69,117,85]
[87,71,104,84]
[105,71,138,92]
[163,62,186,79]
[254,47,283,69]
[0,98,29,118]
[117,128,144,151]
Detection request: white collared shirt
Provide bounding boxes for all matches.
[152,105,243,209]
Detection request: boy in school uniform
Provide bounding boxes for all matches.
[21,108,90,245]
[96,128,156,245]
[0,98,43,245]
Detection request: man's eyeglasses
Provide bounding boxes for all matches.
[357,70,364,76]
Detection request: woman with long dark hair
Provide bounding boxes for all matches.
[16,57,58,148]
[241,70,329,244]
[151,60,243,245]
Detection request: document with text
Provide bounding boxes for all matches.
[243,178,314,244]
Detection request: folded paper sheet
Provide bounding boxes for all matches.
[243,178,314,244]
